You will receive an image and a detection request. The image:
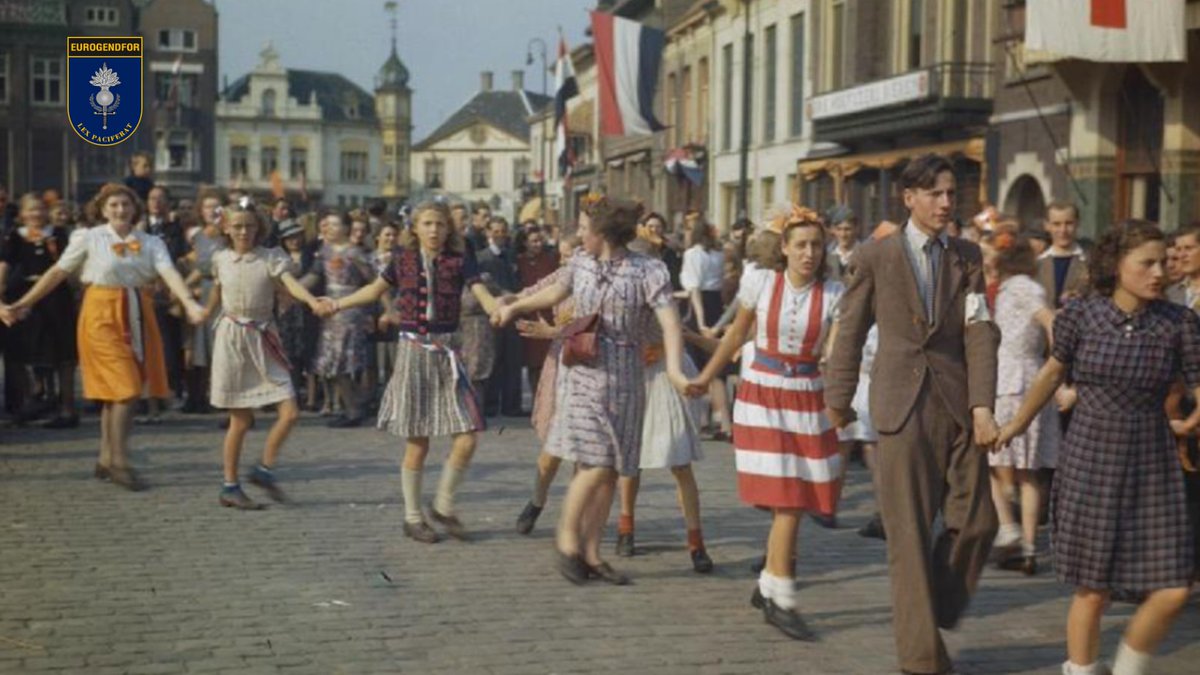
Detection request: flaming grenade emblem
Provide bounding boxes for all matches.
[88,63,121,130]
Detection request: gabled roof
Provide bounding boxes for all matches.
[222,69,377,123]
[414,89,552,150]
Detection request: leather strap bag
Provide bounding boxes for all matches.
[560,312,600,367]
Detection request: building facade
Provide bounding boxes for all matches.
[134,0,217,198]
[411,70,548,221]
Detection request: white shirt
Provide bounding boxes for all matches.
[680,244,724,292]
[736,265,844,356]
[56,223,174,287]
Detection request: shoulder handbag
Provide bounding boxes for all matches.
[559,312,600,367]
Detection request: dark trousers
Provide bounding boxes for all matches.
[875,379,998,674]
[155,304,184,398]
[485,325,524,416]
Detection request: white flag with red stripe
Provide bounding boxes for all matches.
[1026,0,1185,63]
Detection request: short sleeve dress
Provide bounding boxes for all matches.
[545,251,673,475]
[1050,296,1200,597]
[312,243,374,378]
[209,248,295,409]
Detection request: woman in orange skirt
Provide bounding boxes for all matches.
[0,183,205,490]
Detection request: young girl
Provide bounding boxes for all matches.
[689,206,844,640]
[0,183,205,490]
[205,202,325,510]
[322,201,499,543]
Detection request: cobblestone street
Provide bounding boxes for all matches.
[1,413,1197,674]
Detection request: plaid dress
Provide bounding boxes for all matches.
[1051,297,1200,597]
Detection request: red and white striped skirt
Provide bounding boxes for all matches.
[732,349,842,513]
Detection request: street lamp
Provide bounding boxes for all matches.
[527,37,549,219]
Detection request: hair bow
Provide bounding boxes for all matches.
[768,204,821,234]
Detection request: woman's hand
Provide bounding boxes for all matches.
[684,375,711,398]
[1054,385,1078,412]
[667,369,690,395]
[516,316,558,340]
[1177,437,1197,473]
[0,303,24,326]
[1170,418,1198,438]
[184,301,207,325]
[492,304,518,328]
[311,297,338,318]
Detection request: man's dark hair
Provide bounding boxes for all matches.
[1045,200,1079,220]
[899,154,954,192]
[1173,222,1200,245]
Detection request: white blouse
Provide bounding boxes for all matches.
[56,223,175,287]
[736,265,843,356]
[680,245,725,292]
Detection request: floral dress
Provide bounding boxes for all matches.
[312,243,374,378]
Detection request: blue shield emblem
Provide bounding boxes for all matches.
[67,36,143,147]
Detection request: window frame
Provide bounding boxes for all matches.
[471,157,492,190]
[30,56,63,106]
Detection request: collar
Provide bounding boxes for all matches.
[105,223,138,243]
[18,225,54,241]
[1101,297,1150,327]
[1038,244,1085,260]
[230,248,260,262]
[904,220,949,251]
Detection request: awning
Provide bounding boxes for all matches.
[797,137,988,203]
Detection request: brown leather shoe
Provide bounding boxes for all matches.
[403,521,440,544]
[109,466,147,492]
[584,561,630,585]
[429,506,467,540]
[93,463,111,481]
[218,486,263,510]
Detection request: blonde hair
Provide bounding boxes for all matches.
[398,200,464,253]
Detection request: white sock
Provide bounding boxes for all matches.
[433,464,466,516]
[401,467,424,524]
[760,571,797,610]
[1062,660,1102,675]
[1112,641,1150,675]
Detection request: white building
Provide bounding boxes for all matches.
[215,42,411,209]
[411,71,550,220]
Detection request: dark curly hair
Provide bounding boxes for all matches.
[581,194,643,247]
[1087,219,1164,296]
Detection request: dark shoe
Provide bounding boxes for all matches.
[403,521,440,544]
[998,554,1038,576]
[555,551,588,585]
[248,466,287,503]
[1021,556,1038,576]
[93,463,111,481]
[515,501,543,535]
[691,548,714,574]
[584,561,630,585]
[750,585,765,609]
[429,507,467,540]
[762,598,817,641]
[615,532,635,557]
[809,512,838,529]
[44,415,79,429]
[219,485,264,510]
[711,430,731,442]
[326,415,363,429]
[858,514,886,540]
[109,467,146,492]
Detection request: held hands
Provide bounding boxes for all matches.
[1054,385,1078,413]
[491,304,518,328]
[684,375,711,398]
[825,407,857,430]
[972,407,1000,450]
[667,370,690,395]
[184,301,207,326]
[312,297,339,318]
[0,303,28,327]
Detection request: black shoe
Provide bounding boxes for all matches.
[248,466,287,503]
[326,415,363,429]
[857,514,886,540]
[109,467,147,492]
[403,521,440,544]
[516,501,543,535]
[750,585,765,609]
[584,561,630,585]
[93,463,111,481]
[809,512,838,529]
[615,532,635,557]
[44,415,80,429]
[429,506,467,540]
[998,554,1038,576]
[691,548,714,574]
[762,598,817,641]
[555,551,589,585]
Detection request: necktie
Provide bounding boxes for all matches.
[923,239,939,322]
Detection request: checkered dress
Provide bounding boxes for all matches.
[1051,297,1200,598]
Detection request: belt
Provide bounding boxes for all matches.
[751,351,819,377]
[222,314,291,370]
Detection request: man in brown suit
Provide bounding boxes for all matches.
[826,154,1000,675]
[1036,201,1088,309]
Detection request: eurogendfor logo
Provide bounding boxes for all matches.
[67,36,143,147]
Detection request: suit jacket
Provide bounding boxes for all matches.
[1035,248,1088,309]
[475,243,520,293]
[826,229,1000,434]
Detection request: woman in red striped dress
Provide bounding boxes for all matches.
[688,206,844,640]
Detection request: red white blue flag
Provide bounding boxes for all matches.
[553,34,579,180]
[590,11,666,137]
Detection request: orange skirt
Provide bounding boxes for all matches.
[77,286,169,402]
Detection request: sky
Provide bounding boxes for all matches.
[215,0,597,142]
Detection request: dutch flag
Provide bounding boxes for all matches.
[554,34,579,180]
[591,11,667,137]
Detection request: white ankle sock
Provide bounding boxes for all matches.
[433,464,466,516]
[401,467,424,524]
[1112,641,1149,675]
[759,571,797,610]
[1062,660,1102,675]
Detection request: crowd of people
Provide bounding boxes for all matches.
[1,150,1198,675]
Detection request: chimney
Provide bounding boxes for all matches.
[511,70,524,92]
[480,71,493,92]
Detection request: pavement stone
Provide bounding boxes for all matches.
[1,411,1198,674]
